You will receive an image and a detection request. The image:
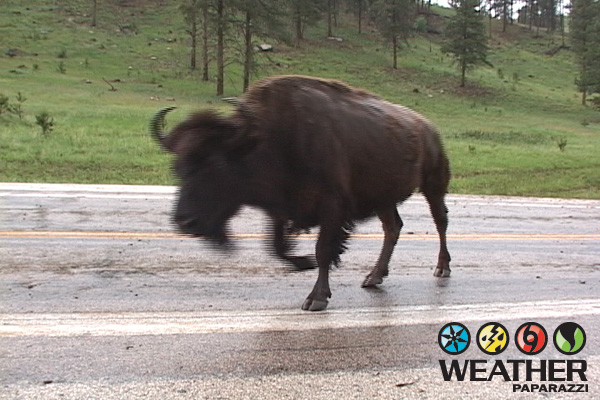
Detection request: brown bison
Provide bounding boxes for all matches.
[150,75,451,311]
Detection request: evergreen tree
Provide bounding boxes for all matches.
[345,0,369,34]
[216,0,226,95]
[287,0,325,45]
[233,0,289,91]
[180,0,213,81]
[180,0,203,71]
[442,0,491,87]
[539,0,557,31]
[326,0,338,37]
[201,3,211,81]
[370,0,415,70]
[570,0,600,105]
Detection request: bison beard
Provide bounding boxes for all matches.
[150,75,451,311]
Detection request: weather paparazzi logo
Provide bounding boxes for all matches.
[438,321,589,394]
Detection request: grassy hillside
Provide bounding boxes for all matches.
[1,0,599,198]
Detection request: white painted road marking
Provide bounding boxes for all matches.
[1,183,599,209]
[2,299,598,338]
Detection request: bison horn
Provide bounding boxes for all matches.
[221,97,240,106]
[149,106,177,150]
[223,97,254,123]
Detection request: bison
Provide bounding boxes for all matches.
[150,75,451,311]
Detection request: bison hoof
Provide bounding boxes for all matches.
[289,256,317,272]
[301,298,328,312]
[361,274,384,288]
[433,267,451,278]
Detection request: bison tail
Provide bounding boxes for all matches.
[421,149,451,197]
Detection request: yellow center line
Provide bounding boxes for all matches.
[0,231,598,241]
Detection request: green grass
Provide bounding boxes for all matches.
[1,0,599,198]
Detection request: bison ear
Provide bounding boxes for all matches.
[222,119,260,158]
[221,105,260,157]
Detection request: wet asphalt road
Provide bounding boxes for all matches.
[1,183,599,399]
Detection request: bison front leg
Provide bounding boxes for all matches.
[302,216,349,312]
[301,249,331,312]
[362,206,402,287]
[271,219,316,271]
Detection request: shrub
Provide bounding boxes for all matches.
[0,94,9,115]
[9,92,27,119]
[414,17,427,33]
[57,61,66,74]
[35,112,54,136]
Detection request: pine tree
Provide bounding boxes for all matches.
[216,0,225,95]
[180,0,203,71]
[287,0,325,46]
[442,0,491,87]
[345,0,369,34]
[181,0,217,83]
[233,0,288,91]
[370,0,415,70]
[570,0,600,105]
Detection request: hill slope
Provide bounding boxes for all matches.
[1,0,599,198]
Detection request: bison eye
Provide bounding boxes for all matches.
[175,152,228,179]
[174,160,199,179]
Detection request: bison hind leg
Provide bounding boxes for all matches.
[423,191,451,278]
[421,151,451,277]
[362,207,402,288]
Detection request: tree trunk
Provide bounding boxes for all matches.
[392,35,398,70]
[216,0,224,96]
[529,0,534,31]
[190,19,197,71]
[91,0,97,27]
[460,59,467,87]
[201,5,209,82]
[510,0,514,25]
[295,8,303,46]
[486,0,492,38]
[357,0,362,34]
[502,0,508,32]
[327,0,333,37]
[243,11,252,92]
[333,0,337,27]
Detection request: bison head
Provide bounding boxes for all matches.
[150,106,259,246]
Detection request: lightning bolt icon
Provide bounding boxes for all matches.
[479,323,508,354]
[485,324,503,351]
